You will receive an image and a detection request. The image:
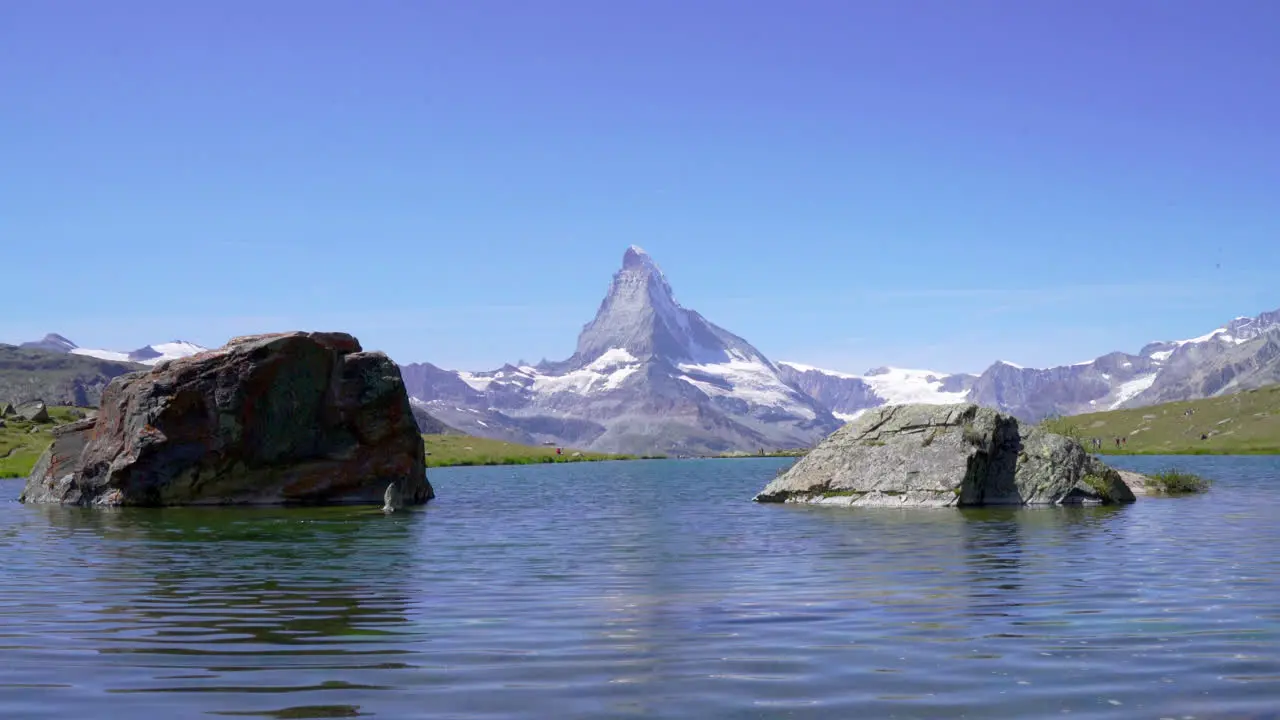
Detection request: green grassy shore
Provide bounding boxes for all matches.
[424,434,656,467]
[0,406,83,478]
[1041,385,1280,455]
[2,408,654,478]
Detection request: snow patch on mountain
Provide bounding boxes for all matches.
[1176,328,1238,346]
[679,356,817,419]
[777,361,967,407]
[862,367,971,406]
[455,372,494,392]
[70,340,206,365]
[68,348,131,362]
[1109,372,1159,409]
[533,348,640,394]
[776,361,859,379]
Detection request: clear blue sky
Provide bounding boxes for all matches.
[4,0,1278,374]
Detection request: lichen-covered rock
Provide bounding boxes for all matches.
[754,403,1134,507]
[21,331,432,507]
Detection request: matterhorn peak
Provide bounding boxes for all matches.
[620,244,664,276]
[570,247,770,369]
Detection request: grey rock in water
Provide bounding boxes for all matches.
[754,403,1135,507]
[21,331,433,507]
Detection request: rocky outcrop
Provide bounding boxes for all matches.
[1,403,14,417]
[15,399,49,423]
[754,403,1135,507]
[21,331,432,507]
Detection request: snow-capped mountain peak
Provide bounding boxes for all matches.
[573,247,765,368]
[19,333,79,353]
[400,247,837,455]
[19,333,209,366]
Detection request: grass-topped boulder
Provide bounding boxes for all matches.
[755,403,1137,507]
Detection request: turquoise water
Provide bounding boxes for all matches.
[1,455,1278,719]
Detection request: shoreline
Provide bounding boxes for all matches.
[1094,448,1280,457]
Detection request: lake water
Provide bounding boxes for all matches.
[1,455,1278,719]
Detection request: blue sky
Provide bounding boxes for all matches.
[4,0,1278,374]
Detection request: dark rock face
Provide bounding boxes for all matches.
[755,404,1135,507]
[21,332,431,507]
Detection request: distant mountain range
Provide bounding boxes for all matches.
[19,333,207,366]
[400,248,1279,452]
[774,310,1280,424]
[9,250,1279,454]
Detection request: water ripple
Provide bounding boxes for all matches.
[1,455,1279,718]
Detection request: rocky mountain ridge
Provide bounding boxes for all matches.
[783,307,1280,424]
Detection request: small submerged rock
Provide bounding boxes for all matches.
[21,331,433,507]
[755,403,1137,507]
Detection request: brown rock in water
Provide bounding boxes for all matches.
[20,331,432,507]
